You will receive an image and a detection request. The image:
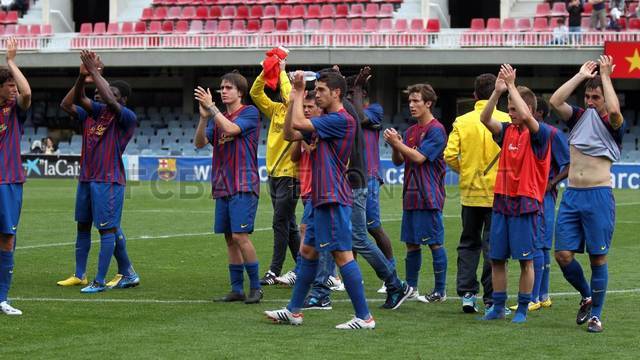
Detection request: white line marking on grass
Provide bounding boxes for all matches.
[617,202,640,207]
[12,288,640,305]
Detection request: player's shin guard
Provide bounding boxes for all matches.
[96,232,116,284]
[287,257,318,313]
[114,228,134,276]
[340,260,370,320]
[405,249,422,288]
[0,251,14,302]
[244,262,260,290]
[560,259,591,298]
[532,250,544,302]
[431,247,447,294]
[75,231,91,279]
[540,250,551,300]
[229,264,244,294]
[590,263,608,318]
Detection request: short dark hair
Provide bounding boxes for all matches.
[406,83,438,108]
[536,96,549,119]
[474,73,496,100]
[110,80,131,98]
[508,85,537,113]
[0,68,14,86]
[585,75,603,92]
[317,72,347,100]
[221,71,249,99]
[304,90,316,101]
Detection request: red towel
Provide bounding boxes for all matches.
[261,46,289,91]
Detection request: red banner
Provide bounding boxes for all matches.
[604,42,640,79]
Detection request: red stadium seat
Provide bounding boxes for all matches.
[409,19,424,32]
[121,22,134,34]
[534,3,551,18]
[533,17,549,31]
[29,24,41,36]
[93,22,106,34]
[290,19,304,31]
[221,6,236,19]
[348,4,364,18]
[364,3,379,18]
[218,19,231,32]
[148,21,162,33]
[246,19,260,32]
[4,24,15,35]
[204,20,218,32]
[249,5,263,19]
[349,18,362,31]
[517,18,531,31]
[276,19,289,31]
[291,5,306,19]
[486,18,501,31]
[134,21,147,34]
[379,18,393,32]
[209,6,221,18]
[307,5,321,19]
[175,20,189,33]
[42,24,53,36]
[279,5,293,19]
[182,6,197,20]
[394,18,408,32]
[629,18,640,30]
[0,12,6,24]
[80,23,92,34]
[582,2,593,16]
[195,6,208,20]
[262,5,277,19]
[16,24,28,36]
[320,19,334,31]
[306,19,320,32]
[336,4,348,18]
[551,2,568,17]
[141,8,154,21]
[232,20,246,32]
[319,5,335,19]
[469,18,485,31]
[502,18,516,31]
[154,7,169,20]
[236,6,249,19]
[190,20,204,32]
[4,10,17,24]
[365,18,379,32]
[379,4,393,18]
[106,22,120,35]
[168,6,182,20]
[261,19,275,32]
[161,20,174,33]
[426,18,440,32]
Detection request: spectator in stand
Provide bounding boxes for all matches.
[552,18,569,45]
[0,0,13,11]
[608,0,625,30]
[43,137,57,155]
[568,0,584,36]
[590,0,608,31]
[30,139,43,154]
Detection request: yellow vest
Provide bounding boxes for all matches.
[444,100,511,207]
[249,71,298,178]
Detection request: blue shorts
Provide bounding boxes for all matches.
[366,177,382,230]
[0,184,23,235]
[304,204,352,252]
[490,211,540,260]
[75,182,124,230]
[555,187,615,255]
[541,192,557,250]
[214,192,258,234]
[301,199,313,226]
[400,209,444,246]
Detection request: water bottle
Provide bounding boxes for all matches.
[288,71,318,82]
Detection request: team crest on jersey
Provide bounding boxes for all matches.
[157,158,177,181]
[89,124,108,137]
[218,133,234,145]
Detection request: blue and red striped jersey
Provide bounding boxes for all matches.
[206,105,260,198]
[0,99,27,184]
[402,119,447,211]
[362,103,383,181]
[547,127,570,201]
[77,102,136,185]
[492,122,553,215]
[307,108,356,207]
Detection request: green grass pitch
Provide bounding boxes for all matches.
[1,179,639,359]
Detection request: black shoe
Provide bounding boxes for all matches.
[244,288,263,304]
[577,297,593,325]
[260,271,278,286]
[587,316,603,333]
[422,290,447,303]
[302,296,332,310]
[382,282,413,310]
[214,291,245,302]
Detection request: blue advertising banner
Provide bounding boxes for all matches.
[124,156,640,190]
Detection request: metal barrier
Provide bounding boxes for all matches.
[2,31,639,51]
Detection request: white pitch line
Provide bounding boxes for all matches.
[12,288,640,305]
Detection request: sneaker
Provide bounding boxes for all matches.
[382,282,413,310]
[377,283,387,294]
[326,275,345,291]
[335,316,376,330]
[577,297,593,325]
[407,289,420,301]
[587,316,603,333]
[508,301,541,312]
[214,291,246,302]
[275,271,296,286]
[419,290,447,303]
[80,280,107,294]
[540,297,553,308]
[303,296,332,310]
[485,305,511,316]
[244,288,263,304]
[260,271,278,286]
[0,301,22,316]
[57,275,88,286]
[462,293,478,313]
[265,308,303,325]
[114,273,140,289]
[106,274,123,288]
